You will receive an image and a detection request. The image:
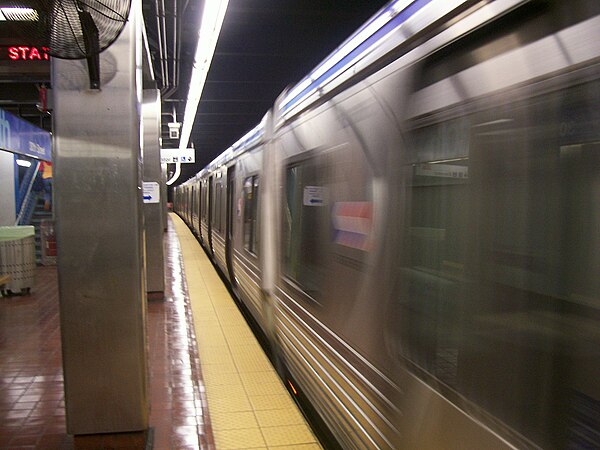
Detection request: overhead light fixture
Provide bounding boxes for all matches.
[0,7,38,21]
[16,159,32,168]
[168,0,228,186]
[178,0,229,151]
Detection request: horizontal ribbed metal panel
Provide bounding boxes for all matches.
[276,287,400,449]
[212,232,227,275]
[233,249,262,320]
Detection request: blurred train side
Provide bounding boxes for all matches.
[174,0,600,448]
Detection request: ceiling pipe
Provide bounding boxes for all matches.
[174,0,182,91]
[154,0,167,89]
[161,0,176,98]
[159,0,170,90]
[162,0,187,100]
[174,0,189,92]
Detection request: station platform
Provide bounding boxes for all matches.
[0,213,321,449]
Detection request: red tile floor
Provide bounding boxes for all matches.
[0,219,214,449]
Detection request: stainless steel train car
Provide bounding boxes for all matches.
[174,0,600,448]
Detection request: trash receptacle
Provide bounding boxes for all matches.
[41,219,57,266]
[0,226,36,295]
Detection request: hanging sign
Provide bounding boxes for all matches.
[0,108,51,161]
[160,147,195,164]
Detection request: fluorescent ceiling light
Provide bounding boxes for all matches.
[178,0,229,152]
[0,7,38,21]
[16,159,32,167]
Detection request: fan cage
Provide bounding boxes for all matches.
[3,0,131,59]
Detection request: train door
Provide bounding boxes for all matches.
[198,180,204,242]
[208,176,214,255]
[190,186,195,230]
[226,164,236,286]
[185,187,190,224]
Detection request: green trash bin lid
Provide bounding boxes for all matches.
[0,226,35,241]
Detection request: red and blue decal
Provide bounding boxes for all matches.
[331,202,373,251]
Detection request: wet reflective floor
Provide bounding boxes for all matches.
[148,218,214,449]
[1,215,321,449]
[0,266,69,449]
[0,216,214,449]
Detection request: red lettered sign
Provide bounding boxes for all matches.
[5,46,50,61]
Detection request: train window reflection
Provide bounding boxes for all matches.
[283,160,328,301]
[243,175,259,255]
[213,181,223,232]
[395,80,600,448]
[201,181,207,220]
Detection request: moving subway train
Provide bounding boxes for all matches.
[174,0,600,448]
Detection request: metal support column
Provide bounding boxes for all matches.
[51,0,148,435]
[161,163,168,230]
[142,89,164,295]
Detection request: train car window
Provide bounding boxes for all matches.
[393,78,600,448]
[254,177,260,254]
[282,159,328,301]
[212,181,219,231]
[396,115,470,382]
[214,181,223,232]
[200,182,205,220]
[205,182,208,220]
[196,184,201,224]
[220,180,227,235]
[191,186,195,223]
[243,175,259,255]
[202,181,209,221]
[209,179,214,226]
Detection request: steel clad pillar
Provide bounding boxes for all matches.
[142,89,165,295]
[161,163,168,230]
[51,0,148,435]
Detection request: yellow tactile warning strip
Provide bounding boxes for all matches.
[171,214,323,450]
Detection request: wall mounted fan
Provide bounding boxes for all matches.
[4,0,131,88]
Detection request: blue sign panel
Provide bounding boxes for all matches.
[0,108,51,161]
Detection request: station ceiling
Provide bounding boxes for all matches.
[0,0,384,183]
